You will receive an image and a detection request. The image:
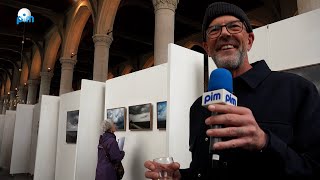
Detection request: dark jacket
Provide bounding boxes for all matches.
[95,132,124,180]
[180,60,320,180]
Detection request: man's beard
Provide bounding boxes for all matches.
[212,47,246,70]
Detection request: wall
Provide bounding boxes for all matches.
[105,64,167,180]
[74,80,105,180]
[34,95,60,180]
[29,103,40,175]
[0,115,5,153]
[248,8,320,70]
[167,43,205,168]
[55,91,80,180]
[0,111,16,170]
[10,104,34,174]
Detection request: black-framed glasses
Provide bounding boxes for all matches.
[206,20,244,39]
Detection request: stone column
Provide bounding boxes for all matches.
[59,57,77,95]
[27,79,40,104]
[153,0,179,65]
[39,71,54,99]
[9,90,17,110]
[17,85,27,104]
[0,96,4,114]
[297,0,320,14]
[92,34,113,82]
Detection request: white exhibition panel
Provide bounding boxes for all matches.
[247,25,269,65]
[74,80,105,180]
[55,91,80,180]
[10,104,34,174]
[167,43,205,169]
[0,115,5,153]
[248,8,320,71]
[33,96,60,180]
[105,64,167,180]
[28,103,40,175]
[0,110,16,170]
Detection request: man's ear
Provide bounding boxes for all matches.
[247,32,254,51]
[203,42,210,56]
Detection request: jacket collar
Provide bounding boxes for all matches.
[235,60,271,89]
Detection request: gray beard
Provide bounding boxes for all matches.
[212,49,246,70]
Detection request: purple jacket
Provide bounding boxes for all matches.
[95,132,125,180]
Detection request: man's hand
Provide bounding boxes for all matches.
[144,160,181,180]
[205,104,267,151]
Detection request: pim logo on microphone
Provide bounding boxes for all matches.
[202,89,237,106]
[225,94,237,106]
[204,92,221,104]
[17,8,34,25]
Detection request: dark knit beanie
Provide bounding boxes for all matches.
[202,2,253,41]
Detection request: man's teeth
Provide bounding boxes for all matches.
[221,45,234,50]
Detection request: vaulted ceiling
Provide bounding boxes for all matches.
[0,0,297,96]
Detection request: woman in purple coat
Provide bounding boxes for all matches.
[95,120,125,180]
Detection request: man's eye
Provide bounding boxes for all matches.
[209,26,220,32]
[228,22,242,29]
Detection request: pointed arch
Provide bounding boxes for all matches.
[121,64,133,75]
[43,27,62,71]
[29,48,42,79]
[20,62,29,86]
[62,2,92,57]
[95,0,121,34]
[142,55,154,69]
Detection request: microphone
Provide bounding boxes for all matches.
[201,68,237,164]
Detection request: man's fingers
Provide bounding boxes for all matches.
[145,171,159,179]
[169,162,180,170]
[213,138,247,150]
[144,161,155,170]
[208,104,252,115]
[205,113,244,126]
[206,126,247,137]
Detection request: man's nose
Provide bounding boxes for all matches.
[220,26,231,37]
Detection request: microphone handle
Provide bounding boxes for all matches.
[210,124,223,153]
[209,112,222,167]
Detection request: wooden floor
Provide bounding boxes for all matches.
[0,169,33,180]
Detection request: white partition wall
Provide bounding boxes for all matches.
[105,65,167,180]
[55,91,80,180]
[10,104,34,174]
[167,44,205,168]
[248,8,320,70]
[0,115,5,153]
[0,111,16,170]
[33,96,60,180]
[74,80,105,180]
[28,103,40,175]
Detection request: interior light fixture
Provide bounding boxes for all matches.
[71,52,77,58]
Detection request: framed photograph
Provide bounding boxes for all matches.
[129,103,152,130]
[106,107,126,131]
[157,101,167,129]
[283,64,320,94]
[66,110,79,144]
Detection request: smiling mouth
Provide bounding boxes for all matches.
[220,45,235,50]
